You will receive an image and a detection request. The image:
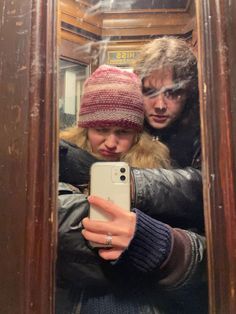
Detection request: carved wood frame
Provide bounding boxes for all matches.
[0,0,58,313]
[196,0,236,312]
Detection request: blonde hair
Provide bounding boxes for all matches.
[134,37,197,86]
[60,127,170,169]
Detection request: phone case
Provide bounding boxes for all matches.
[89,161,131,222]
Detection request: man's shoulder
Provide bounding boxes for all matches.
[146,124,200,168]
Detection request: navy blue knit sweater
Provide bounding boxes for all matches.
[78,209,172,313]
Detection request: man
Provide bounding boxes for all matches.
[135,36,200,168]
[130,37,203,231]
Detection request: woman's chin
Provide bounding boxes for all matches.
[99,153,120,161]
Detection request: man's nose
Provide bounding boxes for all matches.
[104,134,118,149]
[153,94,167,112]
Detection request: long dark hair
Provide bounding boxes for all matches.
[135,37,199,128]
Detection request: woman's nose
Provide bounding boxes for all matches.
[104,134,118,149]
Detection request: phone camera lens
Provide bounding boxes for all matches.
[120,175,126,181]
[120,167,126,173]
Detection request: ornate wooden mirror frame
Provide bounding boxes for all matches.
[196,1,236,312]
[0,0,58,313]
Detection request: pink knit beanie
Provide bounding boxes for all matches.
[78,65,144,131]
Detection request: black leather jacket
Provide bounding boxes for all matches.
[57,182,207,314]
[57,123,206,313]
[131,119,203,231]
[132,167,203,231]
[59,139,204,232]
[144,118,201,169]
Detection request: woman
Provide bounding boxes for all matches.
[57,65,207,314]
[59,66,170,170]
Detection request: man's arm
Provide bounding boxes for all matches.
[131,167,204,231]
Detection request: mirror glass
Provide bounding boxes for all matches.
[59,0,196,128]
[57,1,205,313]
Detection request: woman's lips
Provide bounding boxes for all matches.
[151,115,168,123]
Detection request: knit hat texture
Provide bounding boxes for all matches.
[78,65,144,131]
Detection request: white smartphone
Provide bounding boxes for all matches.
[89,161,131,222]
[89,161,131,248]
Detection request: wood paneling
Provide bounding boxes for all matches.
[85,0,190,12]
[59,0,194,57]
[0,0,58,313]
[60,38,94,65]
[197,0,236,313]
[101,12,190,37]
[102,12,190,28]
[102,26,189,37]
[61,0,102,28]
[61,31,91,46]
[61,13,102,36]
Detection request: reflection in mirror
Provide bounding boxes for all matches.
[59,0,197,128]
[57,1,207,314]
[59,59,89,128]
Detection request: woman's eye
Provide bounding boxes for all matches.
[116,130,126,135]
[95,128,108,133]
[116,130,132,135]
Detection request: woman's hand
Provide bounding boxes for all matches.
[82,195,136,260]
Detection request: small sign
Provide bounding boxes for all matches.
[107,50,140,66]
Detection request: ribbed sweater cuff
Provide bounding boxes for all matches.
[117,209,172,273]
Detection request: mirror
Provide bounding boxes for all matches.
[59,0,197,128]
[57,1,208,314]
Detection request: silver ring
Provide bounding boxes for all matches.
[105,233,112,246]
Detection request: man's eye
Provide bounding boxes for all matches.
[142,87,157,97]
[164,88,185,99]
